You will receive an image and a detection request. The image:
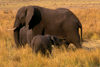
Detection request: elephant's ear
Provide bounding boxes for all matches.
[51,36,61,45]
[50,36,57,45]
[25,6,41,29]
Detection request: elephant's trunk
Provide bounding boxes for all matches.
[77,20,83,42]
[14,28,20,47]
[13,18,23,47]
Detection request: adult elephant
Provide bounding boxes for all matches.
[13,6,82,48]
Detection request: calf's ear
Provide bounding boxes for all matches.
[50,36,57,45]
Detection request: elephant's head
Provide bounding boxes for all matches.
[13,6,41,47]
[45,35,64,46]
[50,36,63,46]
[14,7,26,30]
[14,6,41,29]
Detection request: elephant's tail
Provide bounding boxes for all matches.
[78,21,83,42]
[80,25,83,42]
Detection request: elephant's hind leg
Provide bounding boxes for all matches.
[72,32,82,48]
[69,30,82,48]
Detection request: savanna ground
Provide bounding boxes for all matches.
[1,0,100,67]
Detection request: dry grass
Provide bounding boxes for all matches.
[0,0,100,67]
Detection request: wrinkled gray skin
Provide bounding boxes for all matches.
[30,35,64,55]
[14,6,82,48]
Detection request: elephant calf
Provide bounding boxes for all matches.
[30,35,53,55]
[30,35,64,55]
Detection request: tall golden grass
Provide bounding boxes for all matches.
[0,0,100,67]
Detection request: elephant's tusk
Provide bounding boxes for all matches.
[7,27,16,31]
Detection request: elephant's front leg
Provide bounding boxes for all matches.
[47,45,53,57]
